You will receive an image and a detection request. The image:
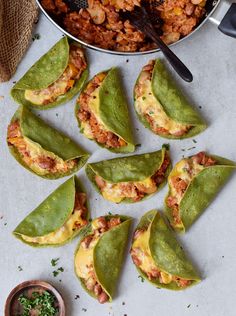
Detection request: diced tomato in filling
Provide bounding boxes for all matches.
[131,228,192,288]
[27,44,87,106]
[79,216,121,303]
[7,120,77,175]
[95,153,170,202]
[77,73,127,149]
[167,152,216,227]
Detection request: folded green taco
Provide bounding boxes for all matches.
[7,106,89,179]
[165,151,235,233]
[11,37,88,110]
[131,210,200,290]
[86,145,171,203]
[75,68,135,153]
[134,59,206,139]
[13,176,88,247]
[74,215,132,303]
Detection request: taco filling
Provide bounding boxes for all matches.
[94,152,170,203]
[166,152,216,229]
[134,60,192,137]
[131,226,192,288]
[24,44,87,106]
[77,72,127,149]
[75,216,122,303]
[20,192,88,245]
[7,120,77,176]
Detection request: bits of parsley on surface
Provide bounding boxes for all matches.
[32,33,41,41]
[51,258,59,267]
[53,267,64,277]
[18,291,58,316]
[138,275,144,282]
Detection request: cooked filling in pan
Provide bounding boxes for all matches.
[75,216,122,303]
[77,72,127,149]
[41,0,206,52]
[135,60,192,137]
[166,152,216,228]
[24,44,87,105]
[131,226,192,288]
[21,192,88,244]
[7,120,77,176]
[94,153,170,203]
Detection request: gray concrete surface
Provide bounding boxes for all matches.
[1,6,236,316]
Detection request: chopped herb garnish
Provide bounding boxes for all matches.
[126,59,129,63]
[142,96,146,101]
[18,265,23,271]
[138,275,144,282]
[0,215,3,220]
[187,146,196,151]
[88,218,92,222]
[93,96,97,99]
[53,270,59,277]
[198,106,202,109]
[222,255,224,258]
[52,263,64,277]
[82,308,87,312]
[136,144,141,148]
[149,111,154,115]
[181,149,185,152]
[122,302,125,305]
[4,222,7,226]
[18,291,58,316]
[56,113,59,117]
[187,304,191,308]
[32,33,41,41]
[192,139,197,143]
[13,81,16,84]
[51,258,59,267]
[75,295,80,300]
[136,128,139,131]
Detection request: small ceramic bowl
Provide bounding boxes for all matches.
[4,280,65,316]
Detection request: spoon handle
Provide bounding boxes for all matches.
[145,25,193,82]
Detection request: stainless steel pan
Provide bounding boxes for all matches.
[35,0,236,55]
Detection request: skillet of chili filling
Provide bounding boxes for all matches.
[41,0,207,52]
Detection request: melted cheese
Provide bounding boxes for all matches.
[22,137,73,176]
[25,80,68,105]
[75,238,99,279]
[101,177,156,203]
[21,212,85,245]
[135,78,189,134]
[80,86,108,140]
[81,121,93,139]
[169,158,204,203]
[81,80,126,145]
[132,227,173,284]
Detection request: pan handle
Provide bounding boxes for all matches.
[218,3,236,38]
[209,1,236,38]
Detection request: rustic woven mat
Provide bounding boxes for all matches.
[0,0,39,82]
